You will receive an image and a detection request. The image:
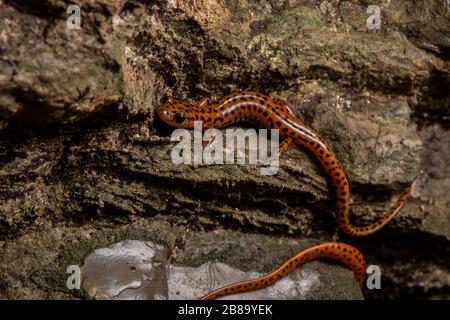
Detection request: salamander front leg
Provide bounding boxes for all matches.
[266,137,293,164]
[278,137,294,158]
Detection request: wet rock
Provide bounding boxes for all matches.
[82,240,168,300]
[0,219,176,299]
[81,238,362,300]
[0,218,447,300]
[169,261,360,300]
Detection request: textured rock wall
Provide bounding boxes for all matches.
[0,0,449,299]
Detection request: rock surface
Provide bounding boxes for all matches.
[81,239,362,300]
[0,0,449,299]
[82,240,168,299]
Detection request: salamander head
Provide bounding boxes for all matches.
[156,98,196,128]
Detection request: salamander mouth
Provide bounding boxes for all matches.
[155,107,171,121]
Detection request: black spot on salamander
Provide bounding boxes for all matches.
[298,136,308,142]
[214,117,223,124]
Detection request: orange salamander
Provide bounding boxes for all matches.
[156,91,411,299]
[200,242,366,300]
[156,91,411,237]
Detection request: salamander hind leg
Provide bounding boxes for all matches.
[278,137,294,158]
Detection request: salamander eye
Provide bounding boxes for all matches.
[174,113,186,124]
